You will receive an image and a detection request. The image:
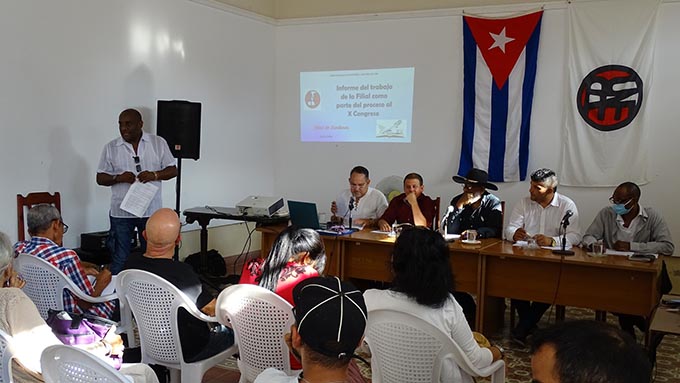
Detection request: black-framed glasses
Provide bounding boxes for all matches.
[60,221,69,234]
[133,156,141,172]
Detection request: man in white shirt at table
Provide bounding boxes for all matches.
[330,165,388,229]
[504,168,582,345]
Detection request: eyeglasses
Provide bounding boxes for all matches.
[609,196,632,205]
[133,156,141,172]
[60,221,69,234]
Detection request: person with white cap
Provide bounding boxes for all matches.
[254,276,368,383]
[445,168,503,238]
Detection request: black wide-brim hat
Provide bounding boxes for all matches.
[452,168,498,191]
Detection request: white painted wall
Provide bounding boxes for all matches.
[274,4,680,249]
[0,0,275,252]
[3,1,679,258]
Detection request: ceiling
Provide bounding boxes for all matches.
[210,0,558,20]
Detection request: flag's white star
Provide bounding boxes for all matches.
[488,27,515,53]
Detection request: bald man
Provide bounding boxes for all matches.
[123,208,233,362]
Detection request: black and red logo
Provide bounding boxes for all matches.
[576,65,643,132]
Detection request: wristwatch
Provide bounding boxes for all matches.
[494,344,505,359]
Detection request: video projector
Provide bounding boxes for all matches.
[236,195,285,216]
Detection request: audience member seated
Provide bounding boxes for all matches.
[364,227,503,383]
[239,226,326,370]
[530,320,651,383]
[239,226,326,305]
[14,204,116,319]
[377,172,437,231]
[254,276,367,383]
[0,231,159,383]
[445,168,503,238]
[123,208,234,363]
[330,165,388,228]
[582,181,675,335]
[504,168,582,345]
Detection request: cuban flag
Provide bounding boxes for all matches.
[458,11,543,182]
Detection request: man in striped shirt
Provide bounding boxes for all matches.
[14,204,116,319]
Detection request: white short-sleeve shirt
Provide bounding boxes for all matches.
[97,133,176,218]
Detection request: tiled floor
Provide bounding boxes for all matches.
[202,366,240,383]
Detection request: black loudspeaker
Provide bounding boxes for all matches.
[156,100,201,160]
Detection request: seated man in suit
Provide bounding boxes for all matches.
[123,208,234,362]
[505,168,582,345]
[445,168,503,238]
[14,204,116,319]
[378,172,437,231]
[582,181,674,335]
[330,165,388,228]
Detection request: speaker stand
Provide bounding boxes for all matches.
[173,158,183,261]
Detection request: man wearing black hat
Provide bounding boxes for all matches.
[445,168,503,239]
[254,276,368,383]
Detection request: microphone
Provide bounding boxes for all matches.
[348,197,355,229]
[561,210,573,226]
[440,205,454,235]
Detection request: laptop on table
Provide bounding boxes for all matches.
[287,200,356,235]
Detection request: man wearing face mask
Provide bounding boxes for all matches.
[445,168,503,238]
[582,182,674,255]
[582,182,674,336]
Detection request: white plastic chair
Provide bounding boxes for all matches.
[116,269,237,383]
[215,284,297,383]
[40,344,132,383]
[13,254,136,347]
[0,329,16,383]
[14,254,117,320]
[366,309,505,383]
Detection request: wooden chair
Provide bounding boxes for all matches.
[432,197,441,230]
[16,192,61,242]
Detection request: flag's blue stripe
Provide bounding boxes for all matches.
[458,18,477,177]
[488,81,508,182]
[519,14,542,181]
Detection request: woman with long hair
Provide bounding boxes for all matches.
[239,226,326,305]
[364,227,502,383]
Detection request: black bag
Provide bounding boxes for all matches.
[184,249,226,276]
[660,259,673,295]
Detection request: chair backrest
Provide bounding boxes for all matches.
[0,329,16,383]
[14,254,73,319]
[432,196,441,230]
[115,269,200,369]
[16,192,61,242]
[366,309,505,383]
[40,344,130,383]
[216,284,296,382]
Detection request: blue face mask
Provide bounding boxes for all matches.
[611,201,632,215]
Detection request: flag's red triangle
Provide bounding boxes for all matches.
[465,11,543,89]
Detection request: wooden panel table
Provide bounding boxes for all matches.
[339,230,499,292]
[479,241,662,333]
[339,230,500,330]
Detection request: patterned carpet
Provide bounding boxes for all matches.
[217,301,680,382]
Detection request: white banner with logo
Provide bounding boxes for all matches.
[559,0,659,186]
